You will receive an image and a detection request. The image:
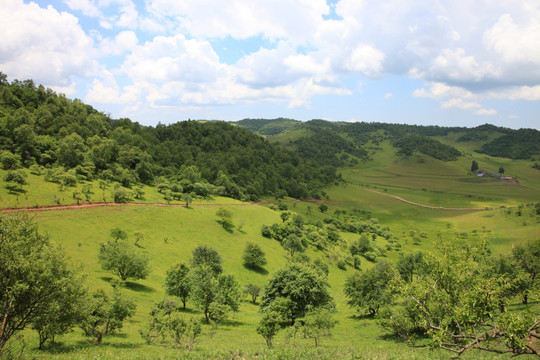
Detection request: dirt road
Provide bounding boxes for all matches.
[365,189,490,211]
[1,189,490,213]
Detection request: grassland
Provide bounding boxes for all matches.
[2,139,539,359]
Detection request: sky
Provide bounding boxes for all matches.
[1,0,539,129]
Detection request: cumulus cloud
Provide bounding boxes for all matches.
[484,13,540,66]
[0,0,97,87]
[99,31,138,55]
[4,0,538,125]
[413,82,475,99]
[474,108,497,116]
[441,98,481,110]
[344,44,385,77]
[121,34,225,84]
[146,0,329,43]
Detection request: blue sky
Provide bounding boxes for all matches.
[1,0,539,129]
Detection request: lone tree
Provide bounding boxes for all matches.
[344,260,395,317]
[0,213,85,355]
[396,239,540,357]
[301,307,337,347]
[216,207,234,232]
[243,242,267,270]
[79,288,136,345]
[189,267,240,324]
[471,160,479,172]
[243,284,262,304]
[110,227,128,242]
[165,263,191,309]
[98,240,150,282]
[260,262,334,325]
[190,245,223,276]
[511,238,540,304]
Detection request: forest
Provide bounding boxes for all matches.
[0,74,339,201]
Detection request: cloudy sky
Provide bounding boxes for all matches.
[1,0,539,128]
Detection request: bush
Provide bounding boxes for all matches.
[0,151,21,170]
[243,242,267,269]
[3,170,27,185]
[261,224,272,238]
[113,188,132,203]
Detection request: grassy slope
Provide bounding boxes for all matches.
[3,133,539,359]
[17,205,442,359]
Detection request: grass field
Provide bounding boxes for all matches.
[2,141,539,359]
[11,203,535,360]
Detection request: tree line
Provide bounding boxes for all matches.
[0,73,339,201]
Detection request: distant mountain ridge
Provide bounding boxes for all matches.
[234,118,540,162]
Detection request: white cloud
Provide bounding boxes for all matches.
[121,34,225,84]
[441,98,481,110]
[489,85,540,101]
[65,0,101,17]
[413,82,475,99]
[99,31,138,55]
[146,0,329,43]
[384,93,393,99]
[474,108,497,115]
[427,48,500,82]
[0,0,97,87]
[344,44,385,77]
[484,13,540,66]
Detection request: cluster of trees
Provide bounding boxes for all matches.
[236,118,300,135]
[0,213,136,356]
[0,73,339,201]
[393,134,462,161]
[257,260,336,347]
[238,119,540,166]
[344,238,540,357]
[291,126,369,167]
[479,128,540,159]
[261,211,342,255]
[98,228,150,282]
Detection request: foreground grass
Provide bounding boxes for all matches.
[2,153,539,359]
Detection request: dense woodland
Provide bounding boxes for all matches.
[0,74,339,200]
[236,118,540,163]
[2,72,539,203]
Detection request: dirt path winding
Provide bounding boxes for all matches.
[1,190,491,213]
[365,188,491,211]
[1,200,270,213]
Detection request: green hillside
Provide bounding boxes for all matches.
[1,77,539,359]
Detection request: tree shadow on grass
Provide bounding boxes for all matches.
[107,342,143,350]
[177,307,198,314]
[124,281,155,293]
[243,265,268,275]
[348,313,376,321]
[221,319,245,328]
[215,220,234,233]
[99,277,155,293]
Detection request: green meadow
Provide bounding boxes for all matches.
[3,154,539,359]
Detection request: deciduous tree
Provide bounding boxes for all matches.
[98,240,150,282]
[344,260,395,316]
[260,262,333,324]
[0,213,85,354]
[243,242,267,269]
[165,263,191,309]
[79,288,135,345]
